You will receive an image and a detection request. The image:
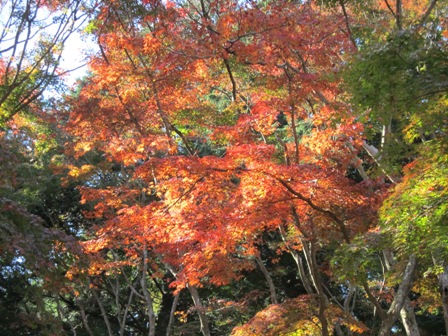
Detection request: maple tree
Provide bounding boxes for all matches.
[63,0,381,334]
[1,0,447,335]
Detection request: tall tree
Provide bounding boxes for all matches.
[1,0,447,335]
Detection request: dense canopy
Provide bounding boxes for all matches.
[1,0,447,335]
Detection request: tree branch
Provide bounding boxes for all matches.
[418,0,438,27]
[275,178,351,243]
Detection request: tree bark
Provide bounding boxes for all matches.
[187,285,211,336]
[255,255,278,304]
[418,0,438,27]
[119,287,134,336]
[342,284,356,336]
[279,225,314,295]
[396,0,403,30]
[400,299,420,336]
[299,238,329,336]
[76,300,95,336]
[154,288,175,336]
[57,297,78,336]
[378,254,417,336]
[164,263,210,336]
[141,248,156,336]
[166,292,180,336]
[91,288,114,336]
[383,251,420,336]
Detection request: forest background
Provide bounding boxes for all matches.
[0,0,447,335]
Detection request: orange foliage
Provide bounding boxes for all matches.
[231,295,368,335]
[64,0,386,326]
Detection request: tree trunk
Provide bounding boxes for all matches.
[76,300,95,336]
[383,250,420,336]
[91,288,114,336]
[291,248,314,295]
[141,248,156,336]
[166,292,180,336]
[343,284,356,335]
[187,285,211,336]
[255,255,278,304]
[57,297,78,336]
[301,239,329,336]
[279,224,314,294]
[154,288,175,336]
[378,254,417,336]
[400,299,420,336]
[164,263,211,336]
[119,288,134,336]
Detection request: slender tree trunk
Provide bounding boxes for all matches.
[110,277,123,334]
[338,0,358,50]
[418,0,439,27]
[346,141,369,181]
[187,285,211,336]
[119,289,134,336]
[164,263,210,335]
[396,0,403,30]
[292,250,314,294]
[166,292,180,336]
[141,276,156,336]
[362,140,396,183]
[279,225,314,294]
[380,124,391,152]
[141,248,156,336]
[310,241,330,336]
[107,274,132,336]
[344,284,356,315]
[301,240,320,295]
[223,58,237,102]
[378,254,417,336]
[255,255,278,304]
[154,288,175,336]
[300,238,329,336]
[76,300,95,336]
[287,76,300,164]
[383,250,420,336]
[343,283,356,335]
[91,288,114,336]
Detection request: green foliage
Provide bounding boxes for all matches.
[381,141,448,259]
[0,44,65,127]
[343,23,448,179]
[344,32,421,121]
[345,26,448,119]
[403,94,448,144]
[332,232,384,283]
